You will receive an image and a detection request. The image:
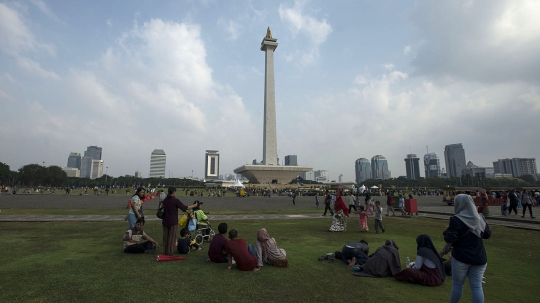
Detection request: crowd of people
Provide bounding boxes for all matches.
[121,186,496,302]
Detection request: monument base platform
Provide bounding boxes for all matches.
[233,165,312,184]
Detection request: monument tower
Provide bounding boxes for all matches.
[262,27,278,166]
[234,28,311,184]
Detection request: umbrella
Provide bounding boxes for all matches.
[156,254,188,262]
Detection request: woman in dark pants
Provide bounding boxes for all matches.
[520,190,535,218]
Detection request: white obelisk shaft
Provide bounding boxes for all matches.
[261,36,278,165]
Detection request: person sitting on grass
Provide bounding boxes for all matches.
[225,229,259,272]
[354,239,401,278]
[192,201,209,237]
[393,234,445,286]
[255,228,288,267]
[123,217,160,254]
[207,223,229,263]
[177,227,202,254]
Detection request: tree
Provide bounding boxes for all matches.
[46,166,68,187]
[18,164,48,187]
[518,174,537,186]
[0,162,10,184]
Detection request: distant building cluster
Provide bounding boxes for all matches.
[353,143,538,183]
[63,146,104,179]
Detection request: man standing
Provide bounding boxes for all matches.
[322,190,334,216]
[225,229,259,272]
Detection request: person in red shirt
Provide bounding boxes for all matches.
[225,229,259,272]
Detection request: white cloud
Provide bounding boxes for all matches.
[16,56,60,80]
[0,3,55,57]
[218,19,240,40]
[30,0,61,22]
[409,0,540,83]
[382,63,395,71]
[106,19,112,26]
[403,45,411,55]
[278,0,332,65]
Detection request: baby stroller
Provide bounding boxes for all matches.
[193,221,215,246]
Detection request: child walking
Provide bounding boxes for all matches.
[374,201,385,234]
[358,205,369,232]
[397,195,406,216]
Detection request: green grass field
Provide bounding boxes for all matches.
[0,216,537,303]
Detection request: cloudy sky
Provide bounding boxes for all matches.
[1,0,539,181]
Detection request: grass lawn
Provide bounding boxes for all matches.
[0,209,322,216]
[0,216,537,303]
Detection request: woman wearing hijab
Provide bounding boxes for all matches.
[329,192,349,232]
[255,228,288,267]
[354,239,401,278]
[444,194,491,303]
[393,234,445,286]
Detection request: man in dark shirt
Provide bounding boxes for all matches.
[322,190,334,216]
[207,223,229,263]
[225,229,259,272]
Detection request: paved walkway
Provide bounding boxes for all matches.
[1,194,539,230]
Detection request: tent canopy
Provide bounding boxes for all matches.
[232,179,245,188]
[370,185,379,189]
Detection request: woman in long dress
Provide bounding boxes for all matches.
[329,192,349,232]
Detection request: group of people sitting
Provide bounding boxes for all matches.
[333,194,491,302]
[122,203,288,272]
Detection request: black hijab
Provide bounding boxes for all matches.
[416,234,445,282]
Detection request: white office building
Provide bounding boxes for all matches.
[149,149,166,178]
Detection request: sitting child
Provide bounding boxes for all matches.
[177,227,202,254]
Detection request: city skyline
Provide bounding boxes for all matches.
[1,1,539,181]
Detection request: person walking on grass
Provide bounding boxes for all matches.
[386,193,395,216]
[322,190,334,216]
[520,189,535,219]
[374,201,385,234]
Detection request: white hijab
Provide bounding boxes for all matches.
[454,194,486,238]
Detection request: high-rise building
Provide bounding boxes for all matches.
[135,170,142,178]
[84,146,102,160]
[371,155,391,180]
[355,158,371,184]
[444,144,467,178]
[80,157,103,179]
[424,153,441,178]
[338,174,343,182]
[90,160,104,179]
[493,158,537,180]
[67,152,81,169]
[149,149,166,178]
[205,150,220,180]
[404,154,421,180]
[284,155,298,166]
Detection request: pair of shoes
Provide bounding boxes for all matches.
[322,214,326,216]
[532,216,536,219]
[318,256,327,261]
[382,229,386,233]
[521,216,525,218]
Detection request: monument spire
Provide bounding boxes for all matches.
[261,28,278,165]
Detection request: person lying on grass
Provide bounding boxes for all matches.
[225,229,260,272]
[123,217,160,254]
[177,227,202,254]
